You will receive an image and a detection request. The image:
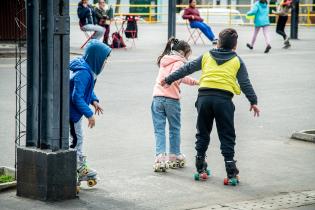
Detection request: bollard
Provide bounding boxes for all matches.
[168,0,176,39]
[290,0,299,39]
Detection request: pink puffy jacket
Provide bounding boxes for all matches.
[153,53,198,99]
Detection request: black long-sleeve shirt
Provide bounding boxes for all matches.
[165,49,258,105]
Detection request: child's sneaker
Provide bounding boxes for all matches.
[153,153,168,172]
[77,156,97,188]
[264,44,271,53]
[246,43,253,50]
[223,160,240,186]
[212,39,218,45]
[283,38,291,49]
[176,154,186,168]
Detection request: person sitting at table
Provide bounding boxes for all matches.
[78,0,105,40]
[95,0,113,45]
[182,0,218,45]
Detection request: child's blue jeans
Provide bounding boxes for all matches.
[151,96,181,155]
[190,21,216,41]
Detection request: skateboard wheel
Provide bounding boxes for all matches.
[230,178,238,186]
[223,178,229,185]
[161,167,166,172]
[200,173,208,180]
[76,186,80,194]
[179,162,185,168]
[87,179,96,187]
[206,169,210,176]
[194,173,200,181]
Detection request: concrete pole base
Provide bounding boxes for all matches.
[16,146,77,201]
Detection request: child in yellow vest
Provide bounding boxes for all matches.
[160,28,260,184]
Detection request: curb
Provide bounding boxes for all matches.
[291,129,315,143]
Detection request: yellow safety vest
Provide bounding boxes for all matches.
[200,52,241,95]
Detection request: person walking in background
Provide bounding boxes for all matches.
[273,0,292,48]
[152,37,199,172]
[246,0,272,53]
[95,0,113,45]
[78,0,105,40]
[182,0,218,45]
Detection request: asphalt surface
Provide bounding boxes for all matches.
[0,23,315,210]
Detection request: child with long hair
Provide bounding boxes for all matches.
[246,0,272,53]
[152,38,199,172]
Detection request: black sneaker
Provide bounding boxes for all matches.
[246,43,253,50]
[212,39,218,45]
[264,45,271,53]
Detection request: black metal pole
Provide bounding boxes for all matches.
[60,0,70,150]
[168,0,176,39]
[290,0,299,39]
[26,0,39,147]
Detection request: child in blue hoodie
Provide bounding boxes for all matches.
[69,39,111,181]
[246,0,272,53]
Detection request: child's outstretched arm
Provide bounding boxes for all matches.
[161,56,202,86]
[236,57,260,117]
[247,3,258,16]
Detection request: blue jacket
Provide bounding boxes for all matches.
[247,1,270,27]
[69,40,111,123]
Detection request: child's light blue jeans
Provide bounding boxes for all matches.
[151,96,181,156]
[69,118,84,166]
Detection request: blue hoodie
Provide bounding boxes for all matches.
[69,40,111,123]
[247,1,270,27]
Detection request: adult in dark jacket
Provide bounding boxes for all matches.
[94,0,113,45]
[182,0,217,44]
[78,0,105,40]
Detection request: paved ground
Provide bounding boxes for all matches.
[0,23,315,210]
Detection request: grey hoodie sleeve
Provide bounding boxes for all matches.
[165,56,203,85]
[236,57,258,105]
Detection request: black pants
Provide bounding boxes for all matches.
[69,120,77,148]
[276,15,288,40]
[195,95,236,161]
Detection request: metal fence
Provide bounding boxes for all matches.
[70,3,315,26]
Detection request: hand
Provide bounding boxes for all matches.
[92,101,103,115]
[191,15,195,20]
[88,116,95,128]
[160,78,167,87]
[250,104,260,117]
[159,79,170,88]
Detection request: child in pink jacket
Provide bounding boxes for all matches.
[152,37,198,172]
